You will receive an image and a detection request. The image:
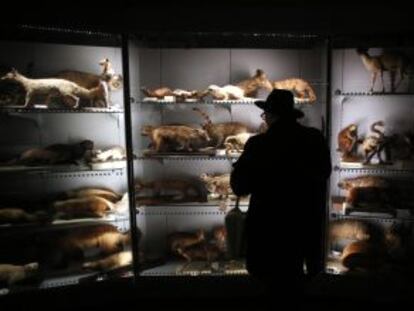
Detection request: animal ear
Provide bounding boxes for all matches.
[256,69,265,77]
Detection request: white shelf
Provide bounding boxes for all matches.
[0,106,124,113]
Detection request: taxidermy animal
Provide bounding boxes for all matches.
[40,224,130,268]
[356,48,410,93]
[338,176,390,206]
[192,108,249,148]
[178,242,223,262]
[337,124,359,161]
[272,78,317,104]
[212,226,227,252]
[200,173,232,200]
[202,69,273,100]
[1,69,108,108]
[0,140,94,166]
[83,250,132,271]
[141,87,201,101]
[140,87,174,99]
[141,125,210,152]
[0,263,38,285]
[329,219,374,243]
[361,121,390,164]
[55,58,123,92]
[0,208,42,225]
[52,195,124,219]
[167,229,205,258]
[89,146,126,163]
[135,179,204,201]
[65,187,122,203]
[224,132,255,154]
[340,240,386,271]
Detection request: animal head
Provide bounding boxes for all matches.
[1,68,21,81]
[337,180,351,190]
[141,125,154,136]
[252,69,273,91]
[194,128,211,142]
[80,140,94,151]
[108,74,123,91]
[207,85,220,92]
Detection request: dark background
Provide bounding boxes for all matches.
[2,1,412,36]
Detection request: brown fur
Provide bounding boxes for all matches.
[200,173,232,200]
[1,140,94,166]
[341,240,385,270]
[141,125,210,152]
[83,250,132,271]
[141,87,174,99]
[212,226,227,252]
[357,48,409,93]
[168,230,205,258]
[55,58,123,92]
[337,124,359,161]
[235,69,273,97]
[192,108,249,148]
[53,196,115,219]
[43,224,130,267]
[329,219,373,242]
[0,263,38,285]
[0,208,38,225]
[224,133,255,154]
[178,242,223,262]
[65,187,122,203]
[338,176,389,205]
[135,179,203,201]
[361,121,388,164]
[272,78,317,103]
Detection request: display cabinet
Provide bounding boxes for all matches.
[128,33,329,276]
[327,44,414,277]
[0,26,136,295]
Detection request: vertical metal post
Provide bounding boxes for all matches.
[323,35,333,272]
[121,33,141,281]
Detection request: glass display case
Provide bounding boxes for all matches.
[327,43,414,277]
[0,26,135,295]
[128,33,329,276]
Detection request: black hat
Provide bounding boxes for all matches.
[255,89,304,119]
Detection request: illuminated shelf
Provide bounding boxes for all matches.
[138,99,318,106]
[136,152,240,161]
[140,260,247,277]
[0,164,125,176]
[334,91,414,97]
[137,201,249,215]
[334,162,414,174]
[0,106,124,113]
[0,214,130,232]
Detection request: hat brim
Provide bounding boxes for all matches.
[255,100,304,119]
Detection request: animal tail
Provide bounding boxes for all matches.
[192,107,212,126]
[140,87,152,97]
[113,192,129,214]
[305,82,317,103]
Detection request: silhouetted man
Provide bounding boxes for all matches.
[230,89,331,297]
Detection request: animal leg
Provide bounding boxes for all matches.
[390,71,397,93]
[23,91,33,108]
[380,70,385,93]
[370,73,377,93]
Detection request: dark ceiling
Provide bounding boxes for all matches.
[2,2,412,36]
